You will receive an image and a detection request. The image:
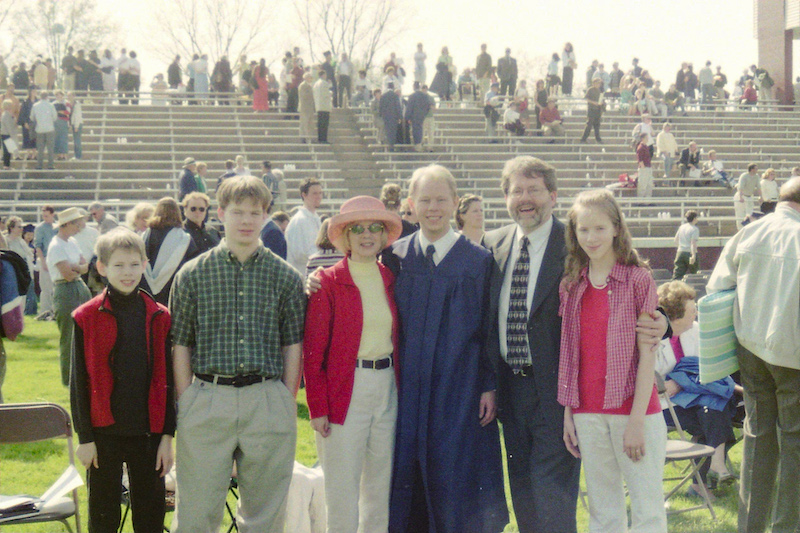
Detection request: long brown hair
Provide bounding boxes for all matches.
[148,197,183,230]
[563,189,647,289]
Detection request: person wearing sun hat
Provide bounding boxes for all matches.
[47,206,92,385]
[303,195,402,532]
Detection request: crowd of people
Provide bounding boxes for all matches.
[2,150,799,533]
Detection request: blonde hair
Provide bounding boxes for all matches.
[455,194,482,230]
[196,161,208,172]
[182,192,211,208]
[125,202,155,230]
[657,281,696,321]
[563,189,647,288]
[95,227,147,265]
[762,168,775,181]
[408,165,457,199]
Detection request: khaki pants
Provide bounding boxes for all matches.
[637,166,654,198]
[316,366,397,533]
[53,279,91,386]
[173,378,296,533]
[39,266,54,315]
[423,116,434,147]
[299,112,315,142]
[543,123,565,137]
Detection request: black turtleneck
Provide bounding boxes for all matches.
[95,286,150,437]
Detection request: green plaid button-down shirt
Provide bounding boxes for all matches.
[170,241,306,377]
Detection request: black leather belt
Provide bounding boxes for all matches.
[511,364,534,377]
[356,357,393,370]
[195,374,268,387]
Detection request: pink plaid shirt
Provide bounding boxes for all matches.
[557,262,657,409]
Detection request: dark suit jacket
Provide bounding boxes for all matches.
[260,219,287,260]
[679,148,701,168]
[497,56,518,81]
[483,217,566,428]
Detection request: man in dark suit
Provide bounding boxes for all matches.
[405,81,431,152]
[483,156,580,533]
[497,48,518,97]
[483,156,668,532]
[679,141,701,180]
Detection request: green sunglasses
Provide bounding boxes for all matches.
[348,222,385,235]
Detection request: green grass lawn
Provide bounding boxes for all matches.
[1,318,741,532]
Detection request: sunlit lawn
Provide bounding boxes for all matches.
[1,319,740,531]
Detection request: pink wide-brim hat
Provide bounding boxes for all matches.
[328,196,403,253]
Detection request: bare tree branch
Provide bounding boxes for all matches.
[11,0,118,74]
[147,0,273,68]
[293,0,409,70]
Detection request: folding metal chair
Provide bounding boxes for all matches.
[0,402,82,532]
[656,374,717,519]
[119,475,238,532]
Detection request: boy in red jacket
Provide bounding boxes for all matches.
[70,228,175,532]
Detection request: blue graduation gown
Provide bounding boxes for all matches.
[389,233,509,533]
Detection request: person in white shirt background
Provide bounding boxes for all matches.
[760,167,779,214]
[286,177,324,275]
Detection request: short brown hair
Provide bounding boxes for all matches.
[380,183,403,209]
[149,197,183,229]
[657,281,697,321]
[299,177,322,197]
[182,192,211,208]
[217,175,272,211]
[271,211,290,224]
[95,227,147,265]
[501,156,557,195]
[455,194,482,230]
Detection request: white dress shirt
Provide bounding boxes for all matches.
[285,206,322,275]
[418,227,459,266]
[498,217,553,360]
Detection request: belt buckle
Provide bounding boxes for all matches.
[231,375,247,387]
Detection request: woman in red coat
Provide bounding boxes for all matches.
[252,59,270,112]
[303,196,402,533]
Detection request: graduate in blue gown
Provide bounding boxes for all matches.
[388,165,509,533]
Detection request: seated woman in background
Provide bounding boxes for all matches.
[655,281,740,495]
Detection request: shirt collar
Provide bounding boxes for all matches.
[419,226,457,258]
[217,239,267,266]
[579,261,631,284]
[516,216,553,250]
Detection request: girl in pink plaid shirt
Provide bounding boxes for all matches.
[558,190,667,533]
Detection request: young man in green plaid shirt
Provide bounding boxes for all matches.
[170,175,306,532]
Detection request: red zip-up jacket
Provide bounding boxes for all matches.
[303,259,400,425]
[71,289,174,443]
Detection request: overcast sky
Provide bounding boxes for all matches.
[98,0,771,87]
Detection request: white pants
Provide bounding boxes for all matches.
[39,267,54,314]
[637,167,654,198]
[317,366,397,533]
[574,412,668,533]
[734,193,755,228]
[285,462,326,533]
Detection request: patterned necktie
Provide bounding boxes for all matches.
[506,236,530,369]
[425,244,436,269]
